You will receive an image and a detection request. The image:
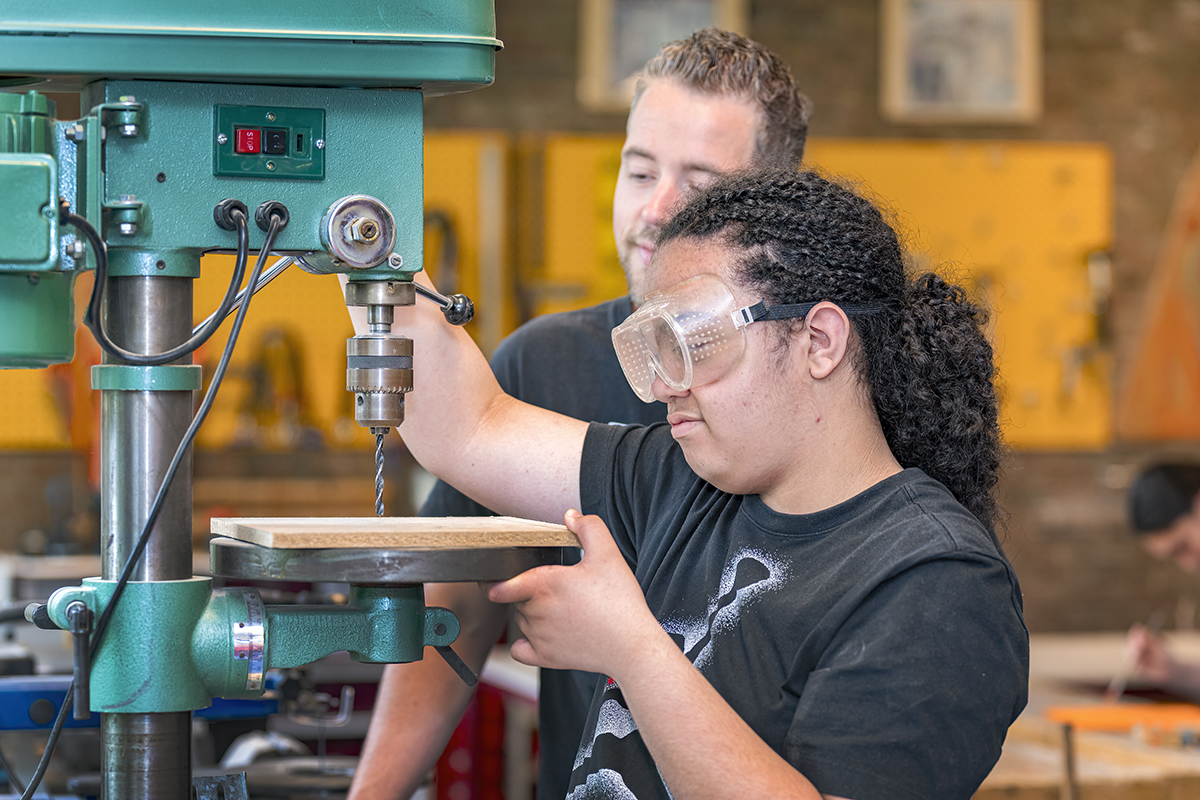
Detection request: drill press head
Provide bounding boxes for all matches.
[344,279,414,436]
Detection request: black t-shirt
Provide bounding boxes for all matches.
[418,297,667,800]
[573,422,1029,800]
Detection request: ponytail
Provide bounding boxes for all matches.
[859,273,1002,528]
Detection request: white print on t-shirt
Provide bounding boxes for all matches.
[574,698,638,770]
[660,547,789,671]
[569,548,786,798]
[565,767,640,800]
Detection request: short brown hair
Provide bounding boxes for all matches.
[632,28,813,169]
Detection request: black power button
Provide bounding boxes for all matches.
[263,128,288,155]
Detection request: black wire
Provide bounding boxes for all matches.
[0,738,27,795]
[66,205,251,366]
[15,209,284,800]
[91,212,281,663]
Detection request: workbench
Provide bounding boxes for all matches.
[977,632,1200,799]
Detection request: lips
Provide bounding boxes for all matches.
[667,410,702,438]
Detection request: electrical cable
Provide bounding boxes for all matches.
[191,254,296,336]
[14,208,286,800]
[64,202,251,366]
[0,741,27,795]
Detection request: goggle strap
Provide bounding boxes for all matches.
[733,299,892,328]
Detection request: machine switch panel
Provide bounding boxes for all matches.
[214,104,325,180]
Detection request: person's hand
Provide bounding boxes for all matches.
[486,509,662,676]
[1127,623,1179,687]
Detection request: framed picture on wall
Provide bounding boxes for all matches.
[577,0,748,112]
[880,0,1042,124]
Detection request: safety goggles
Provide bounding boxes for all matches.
[611,274,813,402]
[613,274,889,402]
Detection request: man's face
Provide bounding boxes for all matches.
[612,79,760,307]
[1142,500,1200,572]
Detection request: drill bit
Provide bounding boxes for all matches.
[374,431,386,517]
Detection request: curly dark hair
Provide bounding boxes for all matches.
[657,169,1003,529]
[632,28,813,168]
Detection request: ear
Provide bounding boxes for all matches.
[803,302,851,380]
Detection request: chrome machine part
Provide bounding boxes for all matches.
[100,274,198,799]
[300,195,397,273]
[344,278,416,515]
[232,591,265,692]
[341,250,417,432]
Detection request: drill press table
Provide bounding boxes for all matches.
[209,516,581,584]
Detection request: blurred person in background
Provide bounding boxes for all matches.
[1124,462,1200,698]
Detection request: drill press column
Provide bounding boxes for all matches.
[99,272,196,798]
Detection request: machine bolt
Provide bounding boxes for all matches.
[118,195,136,203]
[265,161,276,171]
[388,253,403,270]
[347,218,380,244]
[266,112,276,122]
[66,124,85,142]
[315,139,326,150]
[118,222,138,236]
[217,133,228,145]
[67,240,85,259]
[114,97,139,137]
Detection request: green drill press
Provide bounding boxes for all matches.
[0,5,573,798]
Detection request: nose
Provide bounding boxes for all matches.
[649,372,687,403]
[642,177,679,227]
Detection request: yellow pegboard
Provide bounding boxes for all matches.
[537,135,626,317]
[806,139,1114,450]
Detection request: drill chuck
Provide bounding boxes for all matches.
[347,333,413,431]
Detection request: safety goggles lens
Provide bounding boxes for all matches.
[612,275,746,402]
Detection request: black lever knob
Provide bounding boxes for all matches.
[24,603,57,631]
[66,601,93,720]
[414,283,474,326]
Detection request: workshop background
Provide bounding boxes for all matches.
[2,0,1200,795]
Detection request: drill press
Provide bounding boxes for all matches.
[0,5,572,798]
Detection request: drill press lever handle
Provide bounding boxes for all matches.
[415,283,475,326]
[434,644,479,687]
[66,601,93,720]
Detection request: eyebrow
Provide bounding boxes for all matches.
[621,146,724,177]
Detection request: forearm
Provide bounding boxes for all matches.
[611,627,825,800]
[348,584,507,800]
[343,273,585,521]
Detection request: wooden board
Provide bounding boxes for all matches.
[210,516,578,550]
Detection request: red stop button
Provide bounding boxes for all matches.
[235,128,261,154]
